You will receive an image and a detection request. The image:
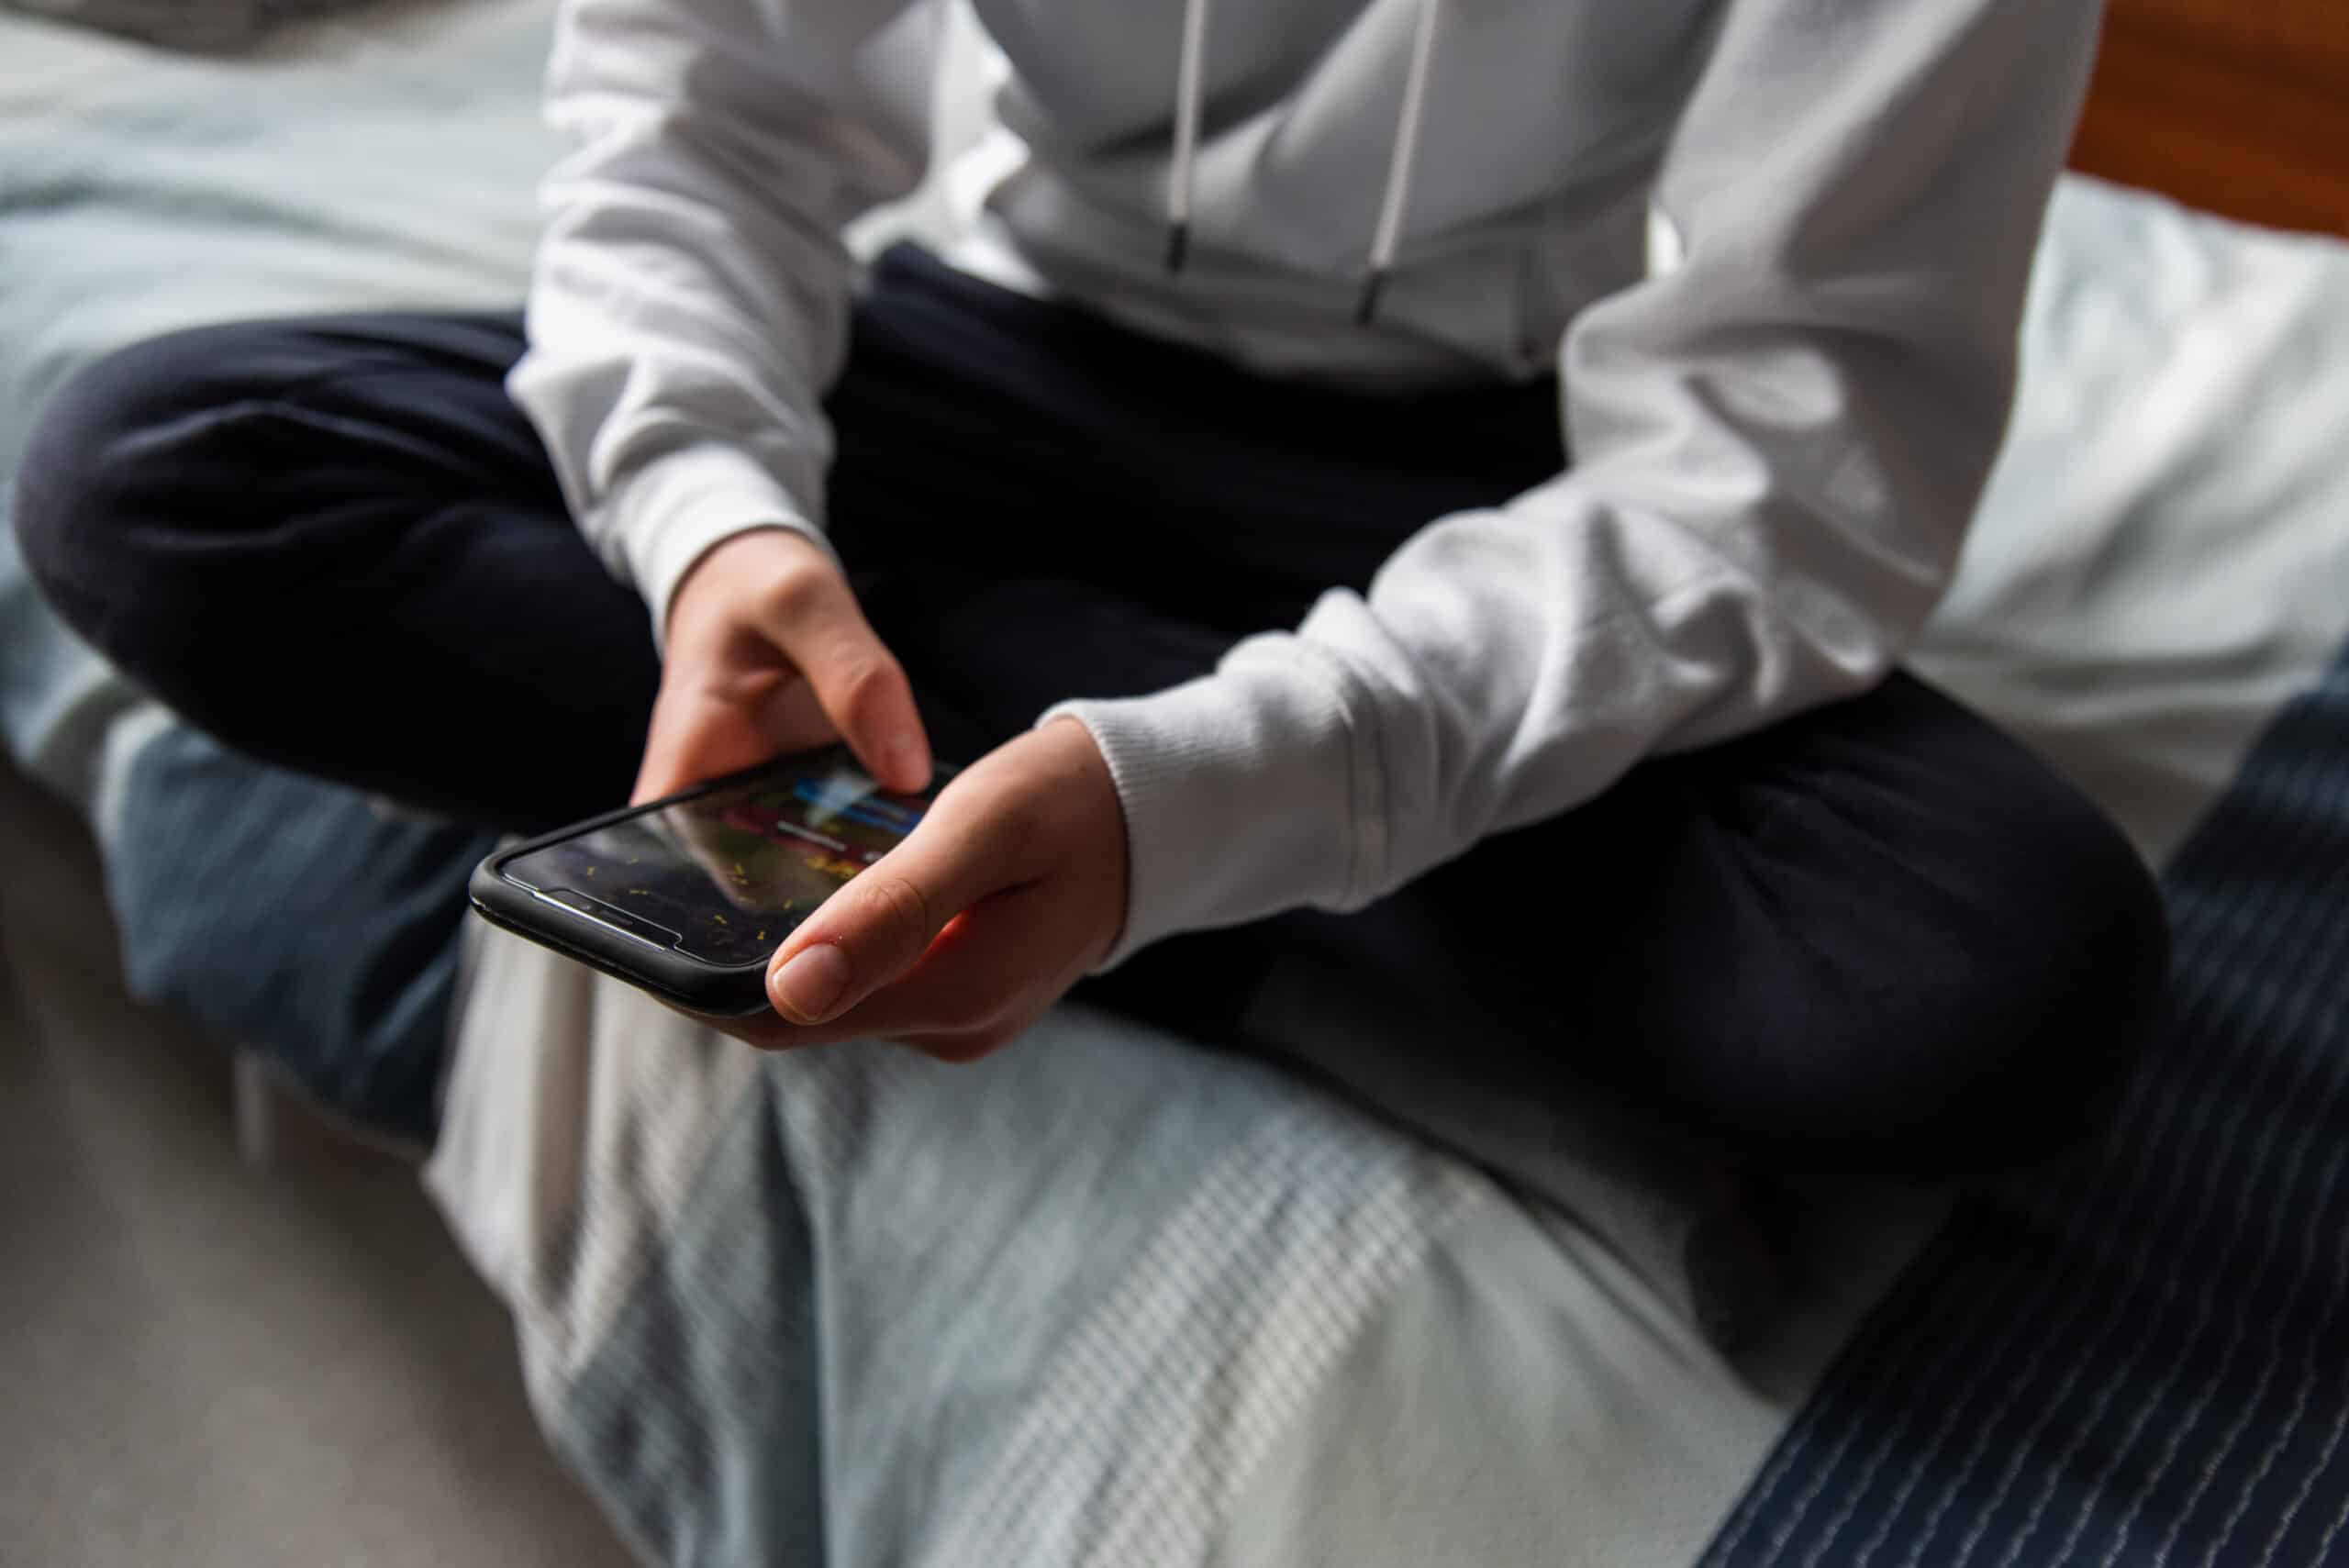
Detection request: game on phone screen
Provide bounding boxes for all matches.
[496,751,943,967]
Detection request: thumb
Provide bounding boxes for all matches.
[764,795,1020,1025]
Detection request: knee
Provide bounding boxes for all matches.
[18,328,212,617]
[1712,783,2170,1175]
[15,322,282,650]
[1906,805,2168,1170]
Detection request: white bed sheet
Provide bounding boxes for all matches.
[1917,176,2349,869]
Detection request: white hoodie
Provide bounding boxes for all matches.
[509,0,2099,965]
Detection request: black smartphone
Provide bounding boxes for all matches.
[468,746,956,1017]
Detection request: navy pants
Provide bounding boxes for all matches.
[17,246,2168,1172]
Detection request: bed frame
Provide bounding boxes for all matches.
[2070,0,2349,238]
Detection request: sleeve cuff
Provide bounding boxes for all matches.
[1041,637,1386,969]
[604,445,834,645]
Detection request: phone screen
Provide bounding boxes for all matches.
[497,748,945,968]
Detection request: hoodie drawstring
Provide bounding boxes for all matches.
[1358,0,1439,325]
[1163,0,1440,328]
[1166,0,1213,273]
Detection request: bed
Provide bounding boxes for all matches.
[6,1,2349,1562]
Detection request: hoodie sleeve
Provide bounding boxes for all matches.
[1049,0,2099,966]
[508,0,939,641]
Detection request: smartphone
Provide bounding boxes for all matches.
[468,746,956,1017]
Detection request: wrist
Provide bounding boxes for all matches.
[665,527,823,636]
[607,448,830,648]
[1039,715,1131,965]
[1040,641,1371,969]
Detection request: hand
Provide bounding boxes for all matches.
[635,529,930,804]
[709,717,1129,1061]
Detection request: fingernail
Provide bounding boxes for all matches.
[885,739,930,789]
[772,943,852,1023]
